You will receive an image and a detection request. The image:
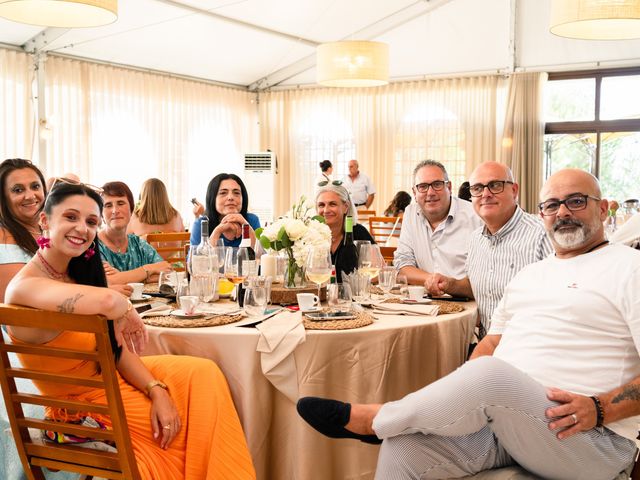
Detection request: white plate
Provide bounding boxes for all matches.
[171,309,206,319]
[402,298,432,304]
[131,294,152,303]
[300,306,321,313]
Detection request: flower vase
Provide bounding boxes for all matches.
[284,258,306,289]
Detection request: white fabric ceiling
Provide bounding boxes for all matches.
[1,0,639,89]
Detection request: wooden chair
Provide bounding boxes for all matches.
[0,304,141,480]
[369,216,402,244]
[357,210,377,228]
[145,231,191,271]
[380,246,397,265]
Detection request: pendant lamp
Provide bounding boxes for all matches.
[550,0,640,40]
[0,0,117,28]
[317,40,389,87]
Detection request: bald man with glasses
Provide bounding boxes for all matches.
[394,160,482,284]
[427,161,552,338]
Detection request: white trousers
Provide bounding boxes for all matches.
[373,356,636,480]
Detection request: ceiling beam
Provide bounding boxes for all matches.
[247,0,456,91]
[153,0,319,47]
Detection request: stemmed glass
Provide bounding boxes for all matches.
[358,244,385,281]
[224,247,251,293]
[305,246,332,298]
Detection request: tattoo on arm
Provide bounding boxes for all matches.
[57,294,83,314]
[612,385,640,404]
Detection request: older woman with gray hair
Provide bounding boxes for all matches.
[315,180,374,280]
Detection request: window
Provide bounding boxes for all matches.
[544,68,640,202]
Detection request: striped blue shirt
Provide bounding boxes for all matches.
[467,207,552,331]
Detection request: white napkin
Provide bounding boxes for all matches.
[139,304,173,318]
[255,310,306,402]
[372,302,439,316]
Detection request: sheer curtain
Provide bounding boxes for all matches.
[0,48,34,160]
[43,55,258,223]
[260,76,504,217]
[499,72,547,213]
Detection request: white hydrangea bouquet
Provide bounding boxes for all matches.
[255,197,331,288]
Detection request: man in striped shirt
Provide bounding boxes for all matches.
[427,161,552,336]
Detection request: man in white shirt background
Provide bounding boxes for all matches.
[343,160,375,209]
[394,159,482,284]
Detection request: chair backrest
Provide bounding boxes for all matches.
[369,216,402,244]
[0,304,141,480]
[145,231,191,271]
[357,210,377,228]
[379,246,397,265]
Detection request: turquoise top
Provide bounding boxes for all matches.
[0,244,32,265]
[99,234,163,272]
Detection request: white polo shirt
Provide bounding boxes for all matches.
[343,172,376,206]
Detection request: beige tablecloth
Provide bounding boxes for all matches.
[143,302,477,480]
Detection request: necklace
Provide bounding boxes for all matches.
[586,240,609,254]
[103,231,127,253]
[35,250,68,280]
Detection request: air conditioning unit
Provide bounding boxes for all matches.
[243,152,276,225]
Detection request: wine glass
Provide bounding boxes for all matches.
[378,266,398,295]
[224,247,250,285]
[358,244,384,281]
[306,246,332,298]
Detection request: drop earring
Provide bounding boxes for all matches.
[84,241,96,260]
[36,230,51,249]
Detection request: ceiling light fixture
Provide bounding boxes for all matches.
[317,40,389,88]
[550,0,640,40]
[0,0,117,28]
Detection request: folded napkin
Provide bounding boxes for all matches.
[372,302,439,316]
[256,311,306,402]
[139,304,173,318]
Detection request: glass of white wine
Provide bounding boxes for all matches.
[358,244,384,281]
[306,246,332,299]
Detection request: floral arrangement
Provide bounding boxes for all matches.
[256,197,331,287]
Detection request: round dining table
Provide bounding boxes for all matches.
[142,301,477,480]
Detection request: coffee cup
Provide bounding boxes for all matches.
[296,293,319,311]
[128,282,144,300]
[407,285,425,302]
[179,295,200,315]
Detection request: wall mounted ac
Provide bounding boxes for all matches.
[243,152,276,225]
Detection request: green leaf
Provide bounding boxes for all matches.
[312,215,325,223]
[259,236,272,250]
[255,227,264,237]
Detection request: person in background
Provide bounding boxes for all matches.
[383,191,412,217]
[128,178,184,237]
[458,181,472,202]
[0,159,47,301]
[317,160,334,185]
[5,181,256,479]
[343,160,376,209]
[190,173,260,248]
[98,181,171,284]
[394,160,483,284]
[315,181,374,280]
[427,162,552,339]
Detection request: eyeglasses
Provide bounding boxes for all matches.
[538,194,601,216]
[414,180,446,193]
[469,180,513,197]
[51,177,104,194]
[318,180,343,187]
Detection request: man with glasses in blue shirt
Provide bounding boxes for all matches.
[394,160,482,284]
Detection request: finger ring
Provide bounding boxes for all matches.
[571,413,578,424]
[163,425,171,430]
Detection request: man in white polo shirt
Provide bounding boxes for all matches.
[343,160,375,209]
[394,160,482,283]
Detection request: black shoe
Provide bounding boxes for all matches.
[296,397,382,445]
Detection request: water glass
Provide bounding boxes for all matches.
[378,266,398,294]
[243,285,267,317]
[327,283,352,312]
[348,271,371,301]
[190,272,218,303]
[247,276,273,304]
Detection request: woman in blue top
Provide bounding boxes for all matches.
[191,174,260,248]
[98,181,172,285]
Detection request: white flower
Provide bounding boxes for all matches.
[261,220,283,242]
[284,219,307,241]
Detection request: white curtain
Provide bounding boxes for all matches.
[42,55,258,223]
[0,48,34,161]
[260,76,504,217]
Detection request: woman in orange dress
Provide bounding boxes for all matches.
[5,181,255,480]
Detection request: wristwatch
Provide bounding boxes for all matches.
[145,379,168,397]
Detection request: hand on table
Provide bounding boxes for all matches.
[425,272,452,297]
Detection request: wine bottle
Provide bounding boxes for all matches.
[191,217,217,302]
[237,224,256,307]
[336,216,358,281]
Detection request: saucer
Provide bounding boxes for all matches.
[300,306,321,313]
[131,294,152,303]
[403,298,432,304]
[171,309,206,319]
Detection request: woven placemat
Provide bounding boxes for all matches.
[143,284,159,294]
[142,313,244,328]
[379,298,464,315]
[302,310,374,330]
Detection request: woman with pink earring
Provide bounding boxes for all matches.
[0,159,47,302]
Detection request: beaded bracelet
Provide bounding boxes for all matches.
[590,395,604,427]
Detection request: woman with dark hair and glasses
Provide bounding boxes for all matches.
[98,181,172,285]
[4,181,256,479]
[190,173,261,248]
[0,158,47,301]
